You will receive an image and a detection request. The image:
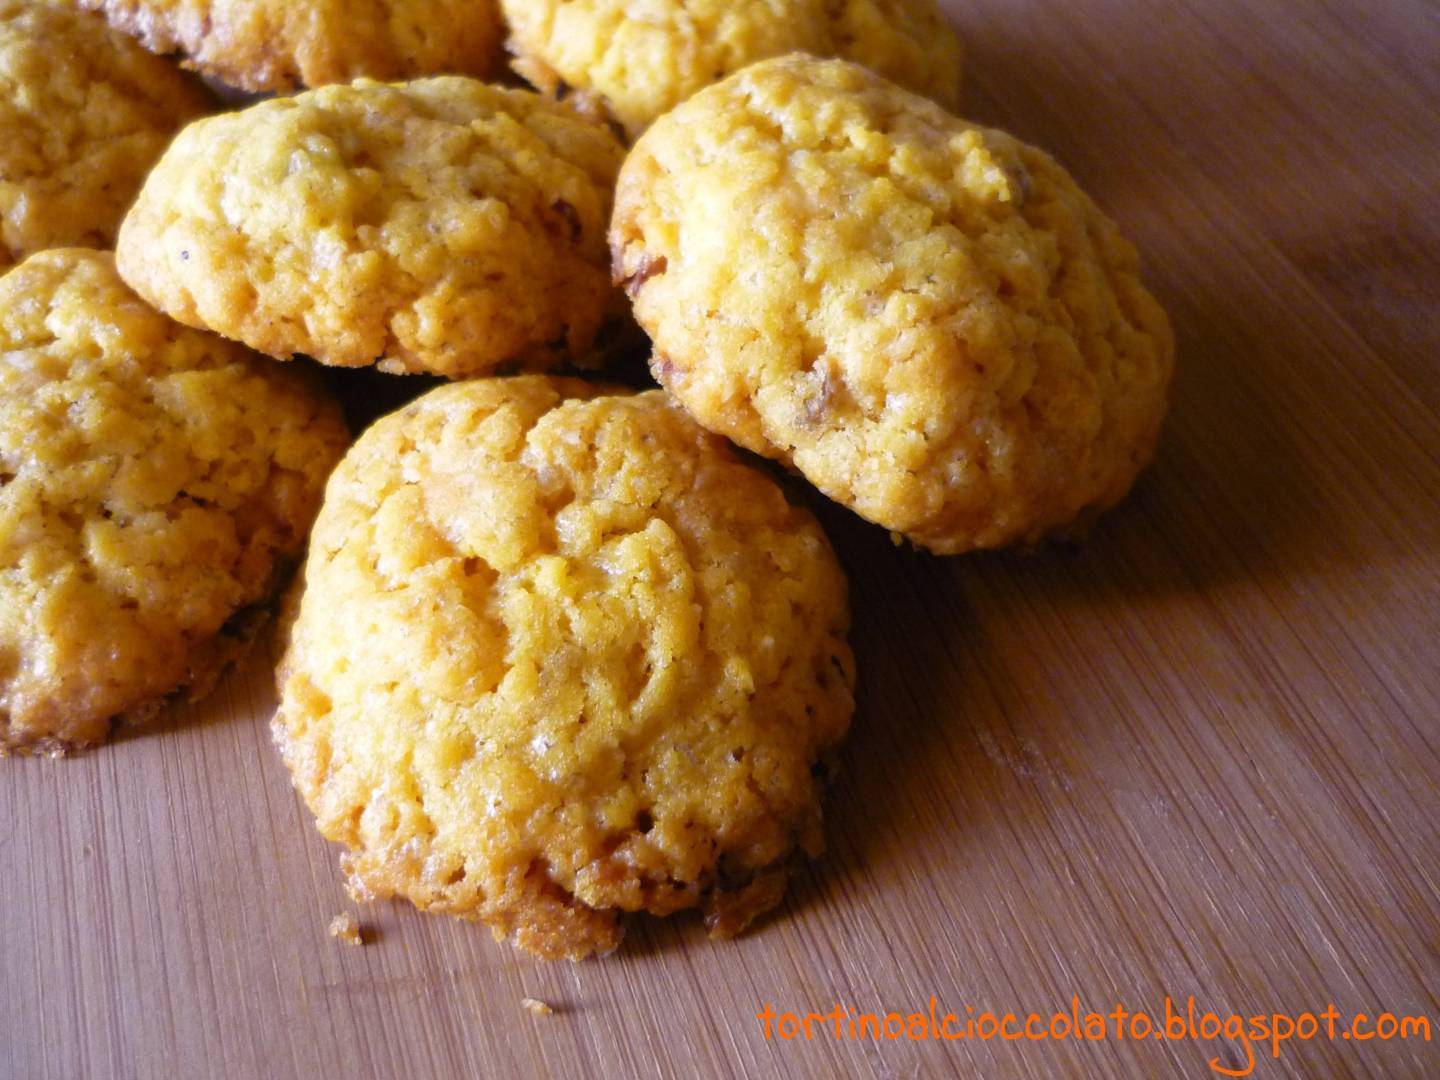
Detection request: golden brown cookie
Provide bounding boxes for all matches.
[273,378,855,959]
[117,77,627,378]
[78,0,504,92]
[0,0,211,268]
[502,0,962,137]
[612,55,1175,553]
[0,249,349,756]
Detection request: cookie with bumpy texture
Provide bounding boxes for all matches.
[0,249,349,756]
[117,78,626,379]
[612,55,1175,553]
[274,378,855,960]
[502,0,962,138]
[79,0,503,93]
[0,0,211,268]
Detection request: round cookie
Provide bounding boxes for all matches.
[78,0,504,92]
[612,55,1175,553]
[0,249,349,756]
[273,378,855,959]
[0,0,211,268]
[117,77,627,379]
[502,0,963,138]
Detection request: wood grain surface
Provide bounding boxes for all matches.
[4,1,1438,1077]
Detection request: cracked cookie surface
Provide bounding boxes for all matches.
[502,0,962,137]
[118,77,625,377]
[0,0,211,267]
[0,249,348,755]
[79,0,504,92]
[612,55,1175,553]
[273,377,855,959]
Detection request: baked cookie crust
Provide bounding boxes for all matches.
[612,55,1175,553]
[502,0,962,137]
[117,77,626,378]
[78,0,504,92]
[274,378,855,959]
[0,249,348,755]
[0,0,211,267]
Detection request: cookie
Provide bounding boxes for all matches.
[0,0,211,268]
[273,378,855,959]
[79,0,504,92]
[612,55,1175,553]
[117,77,627,379]
[502,0,963,137]
[0,249,349,756]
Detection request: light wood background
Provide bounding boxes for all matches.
[4,1,1438,1077]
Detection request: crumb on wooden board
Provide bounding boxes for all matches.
[327,913,364,946]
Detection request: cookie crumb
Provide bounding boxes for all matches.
[521,997,555,1017]
[328,913,364,945]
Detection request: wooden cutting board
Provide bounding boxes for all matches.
[4,1,1437,1077]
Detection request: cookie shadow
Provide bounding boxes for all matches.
[108,618,282,749]
[773,511,997,922]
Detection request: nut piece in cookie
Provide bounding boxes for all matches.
[0,249,349,756]
[0,0,212,267]
[117,78,627,379]
[502,0,963,138]
[78,0,504,92]
[273,377,855,959]
[612,55,1175,554]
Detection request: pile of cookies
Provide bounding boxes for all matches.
[0,0,1174,959]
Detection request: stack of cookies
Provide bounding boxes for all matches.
[0,0,1173,960]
